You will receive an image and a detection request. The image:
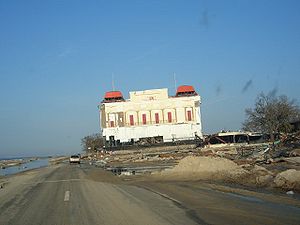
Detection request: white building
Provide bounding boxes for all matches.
[99,86,203,146]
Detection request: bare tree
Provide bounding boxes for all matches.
[243,92,300,141]
[81,133,104,154]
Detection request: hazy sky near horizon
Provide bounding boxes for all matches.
[0,0,300,157]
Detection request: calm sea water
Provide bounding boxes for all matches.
[0,158,49,176]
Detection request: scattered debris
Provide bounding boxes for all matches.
[290,148,300,157]
[94,160,107,168]
[273,157,300,164]
[120,171,135,176]
[86,131,300,192]
[286,190,294,195]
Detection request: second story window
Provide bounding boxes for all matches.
[168,112,172,123]
[142,114,147,125]
[155,113,159,124]
[130,115,134,126]
[187,110,192,121]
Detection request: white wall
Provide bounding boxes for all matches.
[103,123,202,142]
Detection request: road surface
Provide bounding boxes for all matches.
[0,162,300,225]
[0,163,200,225]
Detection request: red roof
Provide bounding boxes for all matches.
[176,85,196,94]
[104,91,123,99]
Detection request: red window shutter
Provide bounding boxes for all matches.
[142,114,147,125]
[130,115,134,126]
[155,113,159,124]
[187,110,192,121]
[110,121,114,127]
[168,112,172,123]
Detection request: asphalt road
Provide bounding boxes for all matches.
[0,163,200,225]
[1,162,300,225]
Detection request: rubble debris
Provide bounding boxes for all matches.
[286,190,295,195]
[290,148,300,157]
[280,131,300,149]
[273,157,300,164]
[84,130,300,192]
[120,171,135,176]
[94,160,107,168]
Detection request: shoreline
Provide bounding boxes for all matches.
[0,155,67,169]
[0,156,66,177]
[0,157,49,168]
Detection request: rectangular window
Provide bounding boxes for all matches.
[110,121,114,127]
[130,115,134,126]
[187,110,192,121]
[168,112,172,123]
[142,114,147,125]
[155,113,159,124]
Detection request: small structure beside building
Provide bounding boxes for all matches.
[204,131,267,145]
[99,86,203,147]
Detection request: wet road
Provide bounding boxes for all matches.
[0,163,199,225]
[1,162,300,225]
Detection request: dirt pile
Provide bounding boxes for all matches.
[159,156,248,181]
[156,156,300,191]
[250,165,274,186]
[274,169,300,190]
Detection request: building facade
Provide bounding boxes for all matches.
[99,86,203,146]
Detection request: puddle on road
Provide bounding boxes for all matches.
[226,192,264,203]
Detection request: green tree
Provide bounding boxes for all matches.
[243,92,300,141]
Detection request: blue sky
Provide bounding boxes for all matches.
[0,0,299,157]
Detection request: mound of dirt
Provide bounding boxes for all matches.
[274,169,300,191]
[159,156,248,181]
